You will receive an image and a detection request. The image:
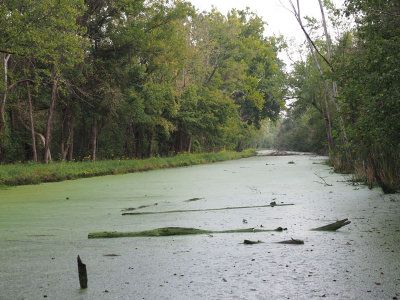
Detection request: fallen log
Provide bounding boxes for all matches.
[312,219,351,231]
[121,203,294,216]
[88,226,285,239]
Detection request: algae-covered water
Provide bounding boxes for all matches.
[0,152,399,299]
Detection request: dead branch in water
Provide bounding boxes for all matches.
[312,219,351,231]
[314,172,333,186]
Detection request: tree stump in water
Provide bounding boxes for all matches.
[77,255,87,289]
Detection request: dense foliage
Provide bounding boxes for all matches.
[276,0,399,192]
[0,0,285,163]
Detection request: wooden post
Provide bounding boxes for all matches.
[77,255,88,289]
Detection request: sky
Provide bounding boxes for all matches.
[187,0,346,66]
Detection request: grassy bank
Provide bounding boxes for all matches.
[0,150,256,187]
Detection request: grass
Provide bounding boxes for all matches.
[0,150,256,187]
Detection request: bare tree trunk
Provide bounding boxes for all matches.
[0,54,11,161]
[91,119,97,161]
[44,70,57,163]
[26,82,38,162]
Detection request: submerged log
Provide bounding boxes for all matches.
[277,238,304,245]
[312,219,351,231]
[243,239,263,244]
[88,226,286,239]
[77,255,87,289]
[121,203,294,216]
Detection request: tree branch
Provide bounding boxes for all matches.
[287,0,333,72]
[368,8,400,17]
[8,79,35,90]
[0,49,15,55]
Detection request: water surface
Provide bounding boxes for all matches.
[0,152,399,299]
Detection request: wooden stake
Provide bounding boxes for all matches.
[77,255,87,289]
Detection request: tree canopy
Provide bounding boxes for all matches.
[0,0,285,162]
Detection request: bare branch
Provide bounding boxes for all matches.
[314,172,332,186]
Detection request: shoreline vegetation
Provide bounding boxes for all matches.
[0,150,256,187]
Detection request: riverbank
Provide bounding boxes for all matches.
[0,150,256,187]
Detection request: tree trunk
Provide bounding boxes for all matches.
[236,139,243,152]
[61,106,74,161]
[67,116,74,162]
[26,82,38,162]
[0,54,11,161]
[322,92,334,156]
[44,70,57,164]
[179,131,184,153]
[147,133,153,158]
[204,58,219,88]
[91,119,97,161]
[135,129,142,158]
[124,117,134,158]
[289,0,352,166]
[187,135,192,153]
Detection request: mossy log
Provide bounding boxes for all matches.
[88,226,285,239]
[312,219,351,231]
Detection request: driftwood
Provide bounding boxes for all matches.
[77,255,87,289]
[312,219,351,231]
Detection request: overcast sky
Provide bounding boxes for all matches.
[188,0,346,66]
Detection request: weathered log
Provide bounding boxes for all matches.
[77,255,87,289]
[312,219,351,231]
